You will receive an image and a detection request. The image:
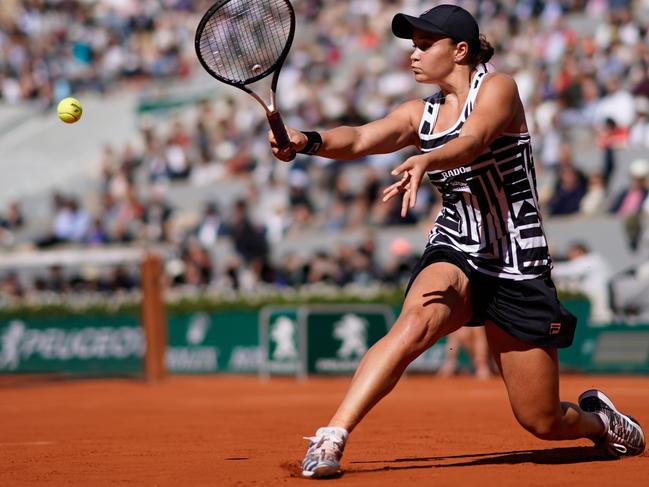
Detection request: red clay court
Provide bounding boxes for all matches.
[1,374,647,486]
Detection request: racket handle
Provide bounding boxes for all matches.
[267,111,295,161]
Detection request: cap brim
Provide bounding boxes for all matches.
[391,13,446,39]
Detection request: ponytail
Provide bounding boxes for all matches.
[472,34,494,65]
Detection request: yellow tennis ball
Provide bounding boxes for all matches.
[57,97,83,124]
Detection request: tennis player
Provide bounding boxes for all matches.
[269,4,645,479]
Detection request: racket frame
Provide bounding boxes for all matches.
[194,0,296,152]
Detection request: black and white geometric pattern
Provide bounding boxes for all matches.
[419,65,551,280]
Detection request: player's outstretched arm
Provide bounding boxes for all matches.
[269,99,422,162]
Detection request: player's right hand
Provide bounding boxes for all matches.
[269,127,306,162]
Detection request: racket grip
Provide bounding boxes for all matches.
[267,111,295,161]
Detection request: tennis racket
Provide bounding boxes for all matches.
[195,0,296,160]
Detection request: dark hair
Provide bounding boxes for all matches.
[469,34,494,66]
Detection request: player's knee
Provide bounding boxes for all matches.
[517,412,563,440]
[394,308,439,356]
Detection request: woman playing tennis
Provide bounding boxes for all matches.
[269,4,645,479]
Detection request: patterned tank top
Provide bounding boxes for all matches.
[420,65,551,280]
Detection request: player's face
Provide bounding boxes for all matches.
[409,31,457,83]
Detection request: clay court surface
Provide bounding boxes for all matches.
[1,374,647,486]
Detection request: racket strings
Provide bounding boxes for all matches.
[199,0,292,83]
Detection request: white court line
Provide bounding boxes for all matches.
[0,441,55,446]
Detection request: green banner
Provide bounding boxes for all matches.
[586,328,649,373]
[559,299,649,373]
[259,307,303,377]
[0,315,143,374]
[305,305,392,374]
[166,311,259,373]
[4,298,643,376]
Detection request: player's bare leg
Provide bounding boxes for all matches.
[329,263,471,431]
[485,322,607,441]
[437,328,463,377]
[489,326,646,456]
[469,327,493,379]
[302,263,472,478]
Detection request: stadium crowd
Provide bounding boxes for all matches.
[1,0,649,322]
[0,0,202,107]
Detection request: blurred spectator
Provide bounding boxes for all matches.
[287,169,316,233]
[179,238,213,287]
[106,264,137,292]
[438,327,493,380]
[538,114,564,170]
[144,138,170,191]
[593,76,635,129]
[218,255,242,290]
[553,241,613,324]
[596,117,628,186]
[38,265,70,294]
[195,202,223,248]
[548,163,588,215]
[119,143,142,175]
[0,0,195,107]
[383,237,417,286]
[63,198,91,242]
[35,192,66,247]
[224,199,270,265]
[255,172,290,244]
[141,192,173,242]
[335,240,381,286]
[37,195,90,247]
[610,159,649,215]
[629,97,649,149]
[103,187,144,242]
[579,172,609,216]
[275,252,307,287]
[609,158,649,250]
[0,272,24,300]
[190,152,226,186]
[305,250,341,285]
[325,176,354,231]
[0,201,25,247]
[106,166,134,203]
[165,135,192,180]
[610,259,649,323]
[0,201,24,230]
[86,217,110,245]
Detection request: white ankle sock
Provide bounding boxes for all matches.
[315,426,349,440]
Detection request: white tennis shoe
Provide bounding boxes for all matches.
[578,389,645,457]
[301,426,348,478]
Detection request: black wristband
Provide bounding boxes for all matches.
[298,131,323,155]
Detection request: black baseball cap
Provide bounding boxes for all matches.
[392,4,479,50]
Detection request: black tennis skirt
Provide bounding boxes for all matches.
[405,245,577,348]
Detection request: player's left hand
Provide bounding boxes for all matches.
[382,155,430,217]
